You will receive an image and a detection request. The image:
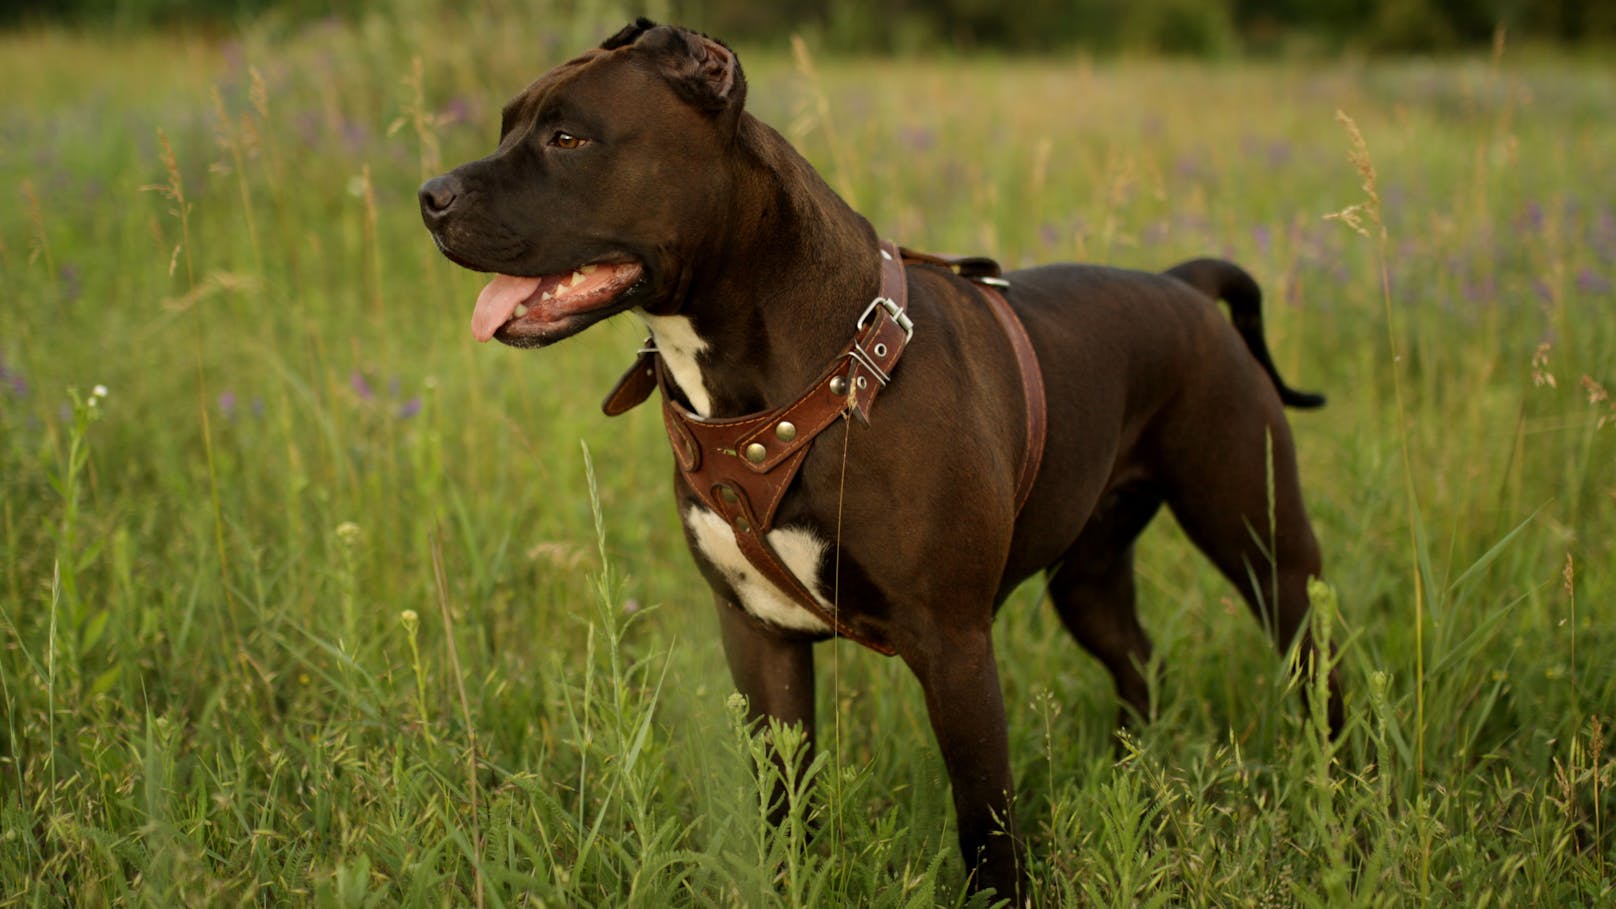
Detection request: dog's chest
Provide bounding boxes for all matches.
[638,312,835,632]
[636,311,714,416]
[683,505,833,633]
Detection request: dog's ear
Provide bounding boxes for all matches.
[601,17,658,51]
[677,30,745,113]
[615,24,746,123]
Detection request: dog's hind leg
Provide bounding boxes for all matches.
[1047,484,1163,728]
[1154,399,1344,735]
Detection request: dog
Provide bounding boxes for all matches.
[420,19,1341,900]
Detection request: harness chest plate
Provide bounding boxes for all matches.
[602,241,1045,654]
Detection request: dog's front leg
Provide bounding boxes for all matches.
[901,627,1024,902]
[714,598,816,822]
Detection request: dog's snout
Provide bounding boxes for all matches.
[419,175,463,222]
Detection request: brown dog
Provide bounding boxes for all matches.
[420,19,1340,900]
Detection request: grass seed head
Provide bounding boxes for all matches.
[1532,342,1557,388]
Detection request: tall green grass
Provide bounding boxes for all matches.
[2,8,1612,905]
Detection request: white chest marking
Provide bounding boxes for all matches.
[685,506,834,634]
[636,311,713,417]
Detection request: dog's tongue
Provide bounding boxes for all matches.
[471,274,544,342]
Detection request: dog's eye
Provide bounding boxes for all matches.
[550,131,588,150]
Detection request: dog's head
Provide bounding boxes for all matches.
[419,19,747,347]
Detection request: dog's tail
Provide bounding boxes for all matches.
[1165,258,1326,409]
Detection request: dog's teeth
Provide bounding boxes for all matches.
[581,264,598,275]
[541,291,553,302]
[513,303,529,318]
[570,270,587,286]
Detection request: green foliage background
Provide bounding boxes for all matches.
[8,0,1616,52]
[2,1,1613,904]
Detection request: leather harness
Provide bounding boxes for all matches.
[602,240,1047,655]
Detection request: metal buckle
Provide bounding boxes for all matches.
[977,276,1010,289]
[847,344,891,386]
[855,296,915,343]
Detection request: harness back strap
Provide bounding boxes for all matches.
[898,248,1046,514]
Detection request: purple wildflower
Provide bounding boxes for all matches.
[340,121,370,153]
[1595,207,1616,262]
[218,390,237,418]
[1252,225,1273,256]
[60,264,82,302]
[397,397,422,419]
[0,353,24,397]
[294,112,321,147]
[1516,201,1544,234]
[441,96,475,126]
[1463,277,1497,304]
[1576,268,1611,295]
[350,370,374,400]
[898,125,934,152]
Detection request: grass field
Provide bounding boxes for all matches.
[2,6,1613,906]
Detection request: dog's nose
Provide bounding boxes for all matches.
[419,175,462,221]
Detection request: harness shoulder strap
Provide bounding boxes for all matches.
[974,283,1046,513]
[898,250,1045,514]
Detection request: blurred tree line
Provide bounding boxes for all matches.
[4,0,1614,52]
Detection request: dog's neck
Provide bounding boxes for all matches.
[642,115,882,418]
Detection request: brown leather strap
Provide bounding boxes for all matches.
[894,249,1043,512]
[600,244,911,422]
[658,241,910,523]
[603,347,659,416]
[973,283,1046,513]
[897,246,1004,281]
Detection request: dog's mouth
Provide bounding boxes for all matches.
[470,260,646,345]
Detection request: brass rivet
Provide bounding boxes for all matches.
[734,516,751,533]
[718,485,739,505]
[775,421,797,442]
[829,376,850,397]
[873,343,888,357]
[744,442,768,464]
